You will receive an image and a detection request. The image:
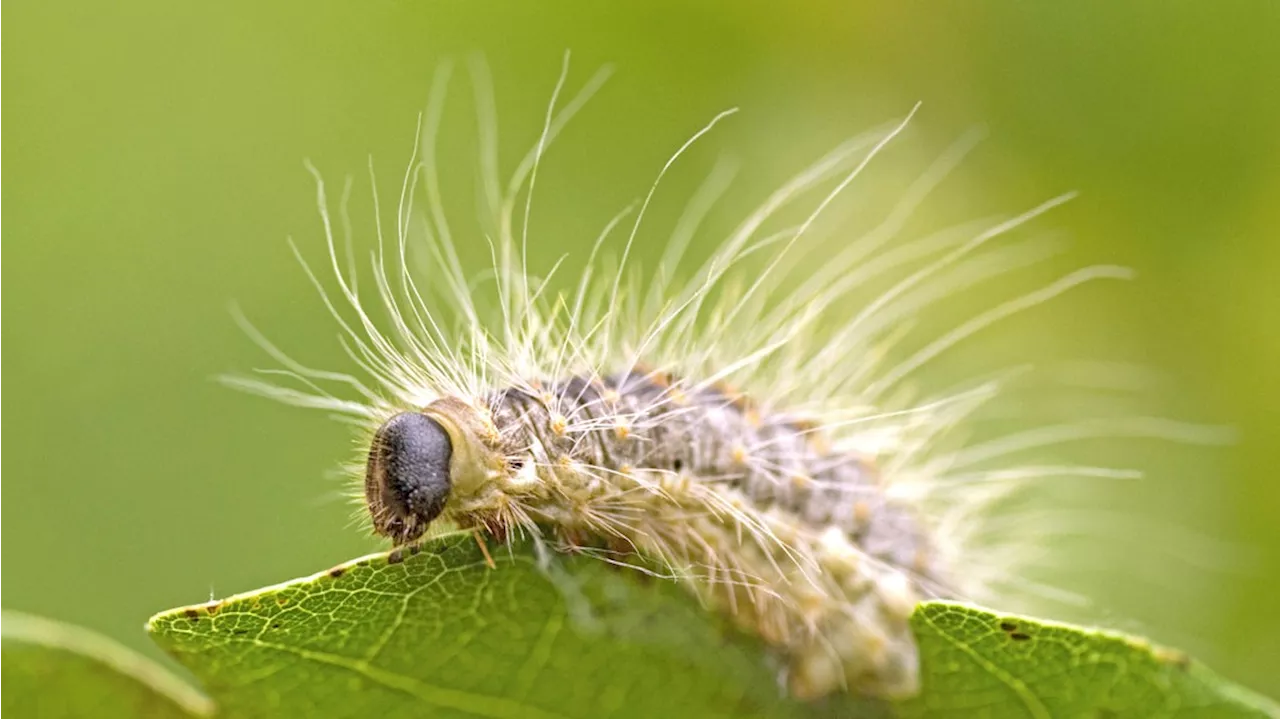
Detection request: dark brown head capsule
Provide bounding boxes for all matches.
[365,412,453,545]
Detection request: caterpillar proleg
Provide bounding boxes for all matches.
[229,57,1159,700]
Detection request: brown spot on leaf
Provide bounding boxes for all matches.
[999,622,1017,632]
[1010,632,1031,641]
[328,566,346,578]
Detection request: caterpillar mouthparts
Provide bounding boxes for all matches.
[227,56,1151,701]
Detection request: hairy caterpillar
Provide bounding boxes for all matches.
[228,57,1156,700]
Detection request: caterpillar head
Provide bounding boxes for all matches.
[364,397,508,544]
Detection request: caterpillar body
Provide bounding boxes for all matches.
[367,367,933,698]
[231,59,1141,701]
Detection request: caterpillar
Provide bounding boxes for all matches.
[227,57,1148,700]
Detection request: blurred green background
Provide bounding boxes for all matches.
[5,0,1279,700]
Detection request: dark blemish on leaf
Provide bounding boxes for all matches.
[328,567,346,578]
[232,629,248,635]
[276,598,289,606]
[271,622,281,629]
[999,621,1017,632]
[184,609,200,621]
[205,603,220,616]
[1010,632,1031,641]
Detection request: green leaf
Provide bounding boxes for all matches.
[11,554,1275,719]
[13,547,1271,719]
[897,602,1280,719]
[147,531,820,718]
[14,558,1274,719]
[2,610,213,718]
[141,532,1277,719]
